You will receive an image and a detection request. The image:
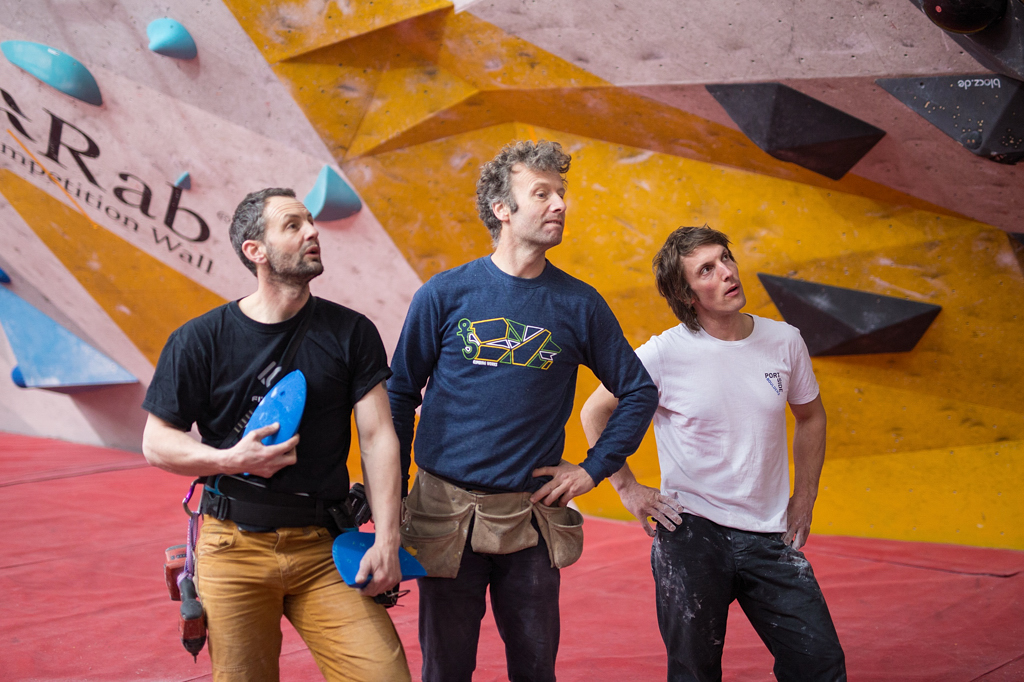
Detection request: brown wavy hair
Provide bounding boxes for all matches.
[653,225,732,332]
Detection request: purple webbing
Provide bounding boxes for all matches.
[179,479,201,582]
[184,511,199,579]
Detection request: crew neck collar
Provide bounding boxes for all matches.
[695,314,758,346]
[228,295,314,333]
[483,255,553,288]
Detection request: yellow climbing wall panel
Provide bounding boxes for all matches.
[0,170,225,364]
[815,440,1024,548]
[224,0,1024,549]
[222,0,452,63]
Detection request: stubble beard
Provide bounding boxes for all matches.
[265,243,324,286]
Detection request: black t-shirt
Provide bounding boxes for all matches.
[142,296,391,500]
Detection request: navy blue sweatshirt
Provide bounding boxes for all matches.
[388,256,658,494]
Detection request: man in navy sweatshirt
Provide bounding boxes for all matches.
[388,140,658,682]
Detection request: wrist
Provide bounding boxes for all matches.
[792,487,818,503]
[372,526,401,548]
[216,446,244,476]
[610,473,638,494]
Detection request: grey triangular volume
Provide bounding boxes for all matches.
[706,83,885,179]
[757,274,941,356]
[705,83,779,147]
[877,74,1024,164]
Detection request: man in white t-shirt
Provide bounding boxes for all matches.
[581,226,846,682]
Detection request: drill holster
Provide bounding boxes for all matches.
[164,545,187,601]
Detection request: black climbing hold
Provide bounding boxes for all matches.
[909,0,1024,82]
[1008,231,1024,273]
[757,273,942,356]
[923,0,1006,34]
[877,73,1024,164]
[705,82,885,180]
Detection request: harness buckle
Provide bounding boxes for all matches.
[202,490,230,520]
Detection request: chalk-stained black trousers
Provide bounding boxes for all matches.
[653,514,846,682]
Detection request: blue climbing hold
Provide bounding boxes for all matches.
[0,266,10,284]
[147,18,198,60]
[0,287,136,392]
[242,370,307,446]
[174,171,191,190]
[304,166,362,221]
[332,532,428,587]
[0,41,102,106]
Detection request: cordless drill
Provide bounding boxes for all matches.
[178,575,206,661]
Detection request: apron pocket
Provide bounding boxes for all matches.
[401,506,472,579]
[472,504,538,555]
[533,504,585,568]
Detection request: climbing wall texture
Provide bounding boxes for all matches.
[0,0,1020,550]
[222,0,1023,550]
[0,2,421,448]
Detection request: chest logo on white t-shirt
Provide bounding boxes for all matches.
[765,371,783,395]
[456,317,561,370]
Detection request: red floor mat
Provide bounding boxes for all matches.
[2,432,1022,681]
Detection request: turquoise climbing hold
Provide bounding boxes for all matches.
[0,41,102,106]
[147,18,198,60]
[304,166,362,221]
[0,267,10,284]
[174,171,191,189]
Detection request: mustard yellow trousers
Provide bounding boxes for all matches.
[196,516,410,682]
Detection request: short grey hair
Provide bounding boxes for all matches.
[475,140,571,242]
[229,187,296,275]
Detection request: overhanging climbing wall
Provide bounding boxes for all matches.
[0,0,1021,552]
[218,0,1024,551]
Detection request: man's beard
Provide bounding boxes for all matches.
[265,242,324,286]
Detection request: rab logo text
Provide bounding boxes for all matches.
[765,372,783,395]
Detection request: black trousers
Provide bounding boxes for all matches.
[417,528,560,682]
[653,514,846,682]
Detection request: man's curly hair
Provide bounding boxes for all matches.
[653,225,733,332]
[476,140,571,242]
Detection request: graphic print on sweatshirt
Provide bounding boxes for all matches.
[765,371,784,395]
[457,317,562,369]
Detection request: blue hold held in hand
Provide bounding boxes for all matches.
[332,531,428,587]
[242,370,306,445]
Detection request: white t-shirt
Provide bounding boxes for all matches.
[634,315,819,533]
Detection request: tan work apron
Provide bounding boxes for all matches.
[400,469,585,578]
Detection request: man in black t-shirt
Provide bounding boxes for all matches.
[142,188,410,681]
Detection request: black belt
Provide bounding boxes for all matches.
[199,476,352,531]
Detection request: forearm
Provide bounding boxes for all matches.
[361,432,402,547]
[387,388,418,494]
[142,415,235,476]
[608,461,640,494]
[791,410,826,502]
[580,384,617,448]
[579,383,657,484]
[356,383,404,546]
